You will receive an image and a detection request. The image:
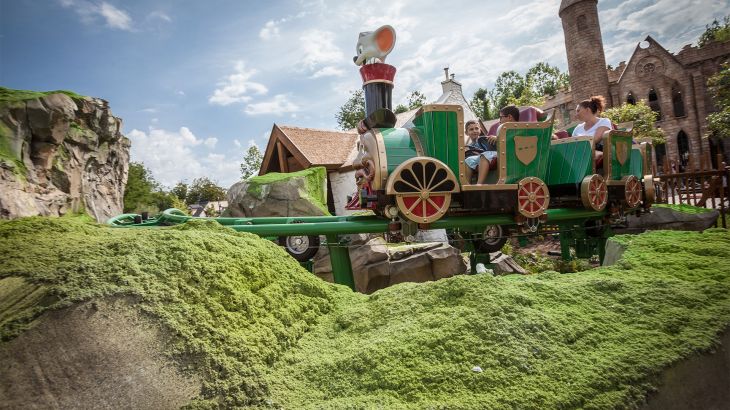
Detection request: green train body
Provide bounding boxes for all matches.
[350,104,654,229]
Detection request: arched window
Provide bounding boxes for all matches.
[655,143,667,173]
[577,15,587,31]
[648,88,661,120]
[672,86,685,117]
[677,131,690,170]
[626,92,636,105]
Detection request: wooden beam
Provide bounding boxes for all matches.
[277,141,288,173]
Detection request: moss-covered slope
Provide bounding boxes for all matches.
[1,216,729,409]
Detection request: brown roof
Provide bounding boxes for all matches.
[278,125,359,166]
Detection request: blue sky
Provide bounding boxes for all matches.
[1,0,727,188]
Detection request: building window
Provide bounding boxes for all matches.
[577,15,587,31]
[655,143,666,173]
[626,92,636,105]
[648,88,661,120]
[677,130,690,171]
[672,86,685,117]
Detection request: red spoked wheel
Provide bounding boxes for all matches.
[517,177,550,218]
[624,175,642,208]
[580,174,608,211]
[387,157,458,224]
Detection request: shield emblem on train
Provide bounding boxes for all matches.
[514,136,538,165]
[616,141,629,165]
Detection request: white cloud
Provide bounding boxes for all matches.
[299,29,345,72]
[259,20,280,39]
[148,11,171,22]
[98,2,132,30]
[244,94,300,116]
[59,0,133,31]
[127,126,241,188]
[203,137,218,149]
[233,139,242,148]
[209,61,268,106]
[310,66,346,78]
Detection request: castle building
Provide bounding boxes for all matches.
[545,0,730,171]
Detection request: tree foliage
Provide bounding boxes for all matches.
[394,91,427,114]
[186,177,227,205]
[240,145,264,180]
[335,89,365,130]
[171,182,188,202]
[707,62,730,140]
[123,162,187,213]
[602,100,666,145]
[472,62,568,120]
[698,16,730,47]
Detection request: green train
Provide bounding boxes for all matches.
[347,103,655,250]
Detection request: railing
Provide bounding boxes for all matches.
[655,153,729,228]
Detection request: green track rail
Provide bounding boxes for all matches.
[108,208,609,290]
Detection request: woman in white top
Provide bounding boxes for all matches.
[572,95,611,150]
[572,95,611,164]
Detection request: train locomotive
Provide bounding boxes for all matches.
[346,25,655,251]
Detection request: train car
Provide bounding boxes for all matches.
[352,104,554,226]
[544,136,608,212]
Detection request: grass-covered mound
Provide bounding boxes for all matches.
[1,216,729,409]
[0,216,345,407]
[652,203,714,214]
[263,229,730,409]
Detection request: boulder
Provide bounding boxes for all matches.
[227,167,329,217]
[314,236,468,294]
[490,252,528,275]
[625,206,719,232]
[0,90,129,222]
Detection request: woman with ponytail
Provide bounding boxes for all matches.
[572,95,611,150]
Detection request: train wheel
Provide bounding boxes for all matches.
[476,225,509,253]
[517,177,550,218]
[643,175,656,206]
[388,158,458,224]
[580,174,608,211]
[623,175,642,208]
[278,235,320,262]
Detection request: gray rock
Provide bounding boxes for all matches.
[490,253,527,275]
[0,93,129,222]
[626,207,720,232]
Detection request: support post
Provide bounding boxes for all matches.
[326,234,355,290]
[559,224,573,261]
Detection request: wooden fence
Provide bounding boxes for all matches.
[655,153,729,228]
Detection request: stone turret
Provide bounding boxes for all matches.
[559,0,612,107]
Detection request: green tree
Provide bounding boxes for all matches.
[171,182,188,202]
[470,87,495,120]
[123,162,161,213]
[525,62,570,97]
[698,16,730,47]
[335,89,365,130]
[240,145,263,180]
[186,177,227,205]
[395,90,428,114]
[706,62,730,140]
[602,100,666,145]
[492,71,526,111]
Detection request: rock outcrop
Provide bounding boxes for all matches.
[0,88,130,222]
[313,234,468,293]
[226,167,330,217]
[625,206,720,232]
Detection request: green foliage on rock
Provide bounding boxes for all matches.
[603,100,666,145]
[652,203,714,214]
[246,167,329,214]
[2,217,730,408]
[0,86,86,107]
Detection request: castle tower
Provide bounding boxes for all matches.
[559,0,612,108]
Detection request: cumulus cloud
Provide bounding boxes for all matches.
[244,94,300,116]
[127,126,241,188]
[299,29,345,74]
[98,2,132,30]
[209,61,268,106]
[147,11,171,22]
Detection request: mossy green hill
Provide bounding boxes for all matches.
[1,217,729,408]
